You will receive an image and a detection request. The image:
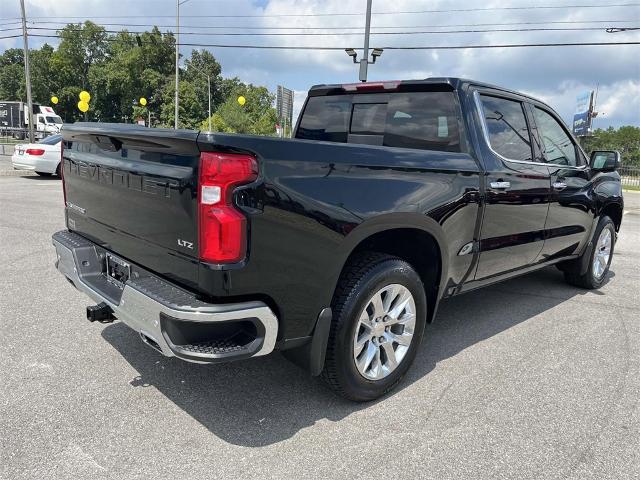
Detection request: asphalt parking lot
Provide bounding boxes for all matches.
[1,165,639,480]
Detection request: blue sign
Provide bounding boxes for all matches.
[572,91,593,136]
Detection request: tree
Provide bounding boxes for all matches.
[50,22,110,121]
[0,22,279,135]
[183,49,224,112]
[582,126,640,166]
[200,83,277,135]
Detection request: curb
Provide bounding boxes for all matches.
[0,144,17,155]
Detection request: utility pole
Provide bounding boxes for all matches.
[19,0,34,143]
[207,74,212,131]
[174,0,180,129]
[359,0,373,82]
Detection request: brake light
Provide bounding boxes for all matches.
[198,152,258,263]
[342,81,400,92]
[25,148,45,156]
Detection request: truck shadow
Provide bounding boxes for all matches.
[101,266,614,447]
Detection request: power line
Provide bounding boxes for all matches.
[25,19,637,31]
[25,25,639,37]
[16,3,640,19]
[25,34,640,50]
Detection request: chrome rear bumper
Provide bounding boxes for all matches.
[52,230,278,363]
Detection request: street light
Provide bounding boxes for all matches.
[371,48,383,63]
[344,0,383,81]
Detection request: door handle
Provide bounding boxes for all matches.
[489,181,511,190]
[553,181,567,190]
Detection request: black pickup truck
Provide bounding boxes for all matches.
[53,78,623,400]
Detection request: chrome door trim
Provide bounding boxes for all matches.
[473,90,587,171]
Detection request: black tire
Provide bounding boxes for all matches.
[563,215,616,289]
[321,252,427,401]
[36,171,53,177]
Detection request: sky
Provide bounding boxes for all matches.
[1,0,639,128]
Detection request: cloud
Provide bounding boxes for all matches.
[2,0,639,127]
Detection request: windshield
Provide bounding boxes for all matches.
[38,134,62,145]
[46,116,63,124]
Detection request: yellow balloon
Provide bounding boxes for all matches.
[51,96,59,105]
[139,97,147,106]
[237,96,246,106]
[77,100,89,113]
[79,91,91,103]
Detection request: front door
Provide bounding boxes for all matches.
[474,92,551,280]
[530,105,594,259]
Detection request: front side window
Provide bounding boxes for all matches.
[534,108,578,166]
[480,95,533,162]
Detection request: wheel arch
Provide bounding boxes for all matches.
[335,213,449,324]
[600,200,623,232]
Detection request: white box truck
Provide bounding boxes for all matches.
[0,101,63,139]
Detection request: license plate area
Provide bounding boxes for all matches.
[105,253,130,289]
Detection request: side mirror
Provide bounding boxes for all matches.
[590,150,621,172]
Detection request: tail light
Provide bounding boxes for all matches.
[198,152,258,263]
[25,148,45,156]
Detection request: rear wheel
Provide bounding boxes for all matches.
[321,253,427,401]
[563,216,615,289]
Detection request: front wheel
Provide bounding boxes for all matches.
[564,216,616,289]
[321,253,427,401]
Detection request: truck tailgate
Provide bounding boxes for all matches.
[62,124,201,289]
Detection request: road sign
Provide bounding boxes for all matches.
[276,85,294,137]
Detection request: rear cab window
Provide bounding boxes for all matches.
[296,91,462,153]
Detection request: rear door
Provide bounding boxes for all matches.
[530,104,593,259]
[473,91,551,279]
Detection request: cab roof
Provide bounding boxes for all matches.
[307,77,544,104]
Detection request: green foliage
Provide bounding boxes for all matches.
[581,126,640,166]
[0,23,277,134]
[200,83,277,135]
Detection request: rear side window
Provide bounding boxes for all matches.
[480,95,533,162]
[296,91,461,152]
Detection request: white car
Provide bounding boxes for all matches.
[11,134,62,176]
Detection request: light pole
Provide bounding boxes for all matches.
[344,0,383,82]
[175,0,191,129]
[19,0,34,143]
[360,0,372,82]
